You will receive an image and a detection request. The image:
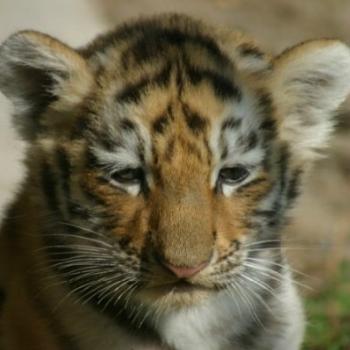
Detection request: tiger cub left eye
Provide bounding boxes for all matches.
[218,166,249,185]
[110,168,144,185]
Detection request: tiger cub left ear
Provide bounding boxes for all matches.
[0,30,93,141]
[270,40,350,162]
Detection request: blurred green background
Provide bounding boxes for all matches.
[0,0,349,349]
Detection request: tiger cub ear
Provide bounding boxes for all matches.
[270,40,350,163]
[0,30,93,140]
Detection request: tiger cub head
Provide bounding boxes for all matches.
[0,14,349,311]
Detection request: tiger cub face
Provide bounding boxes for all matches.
[1,14,350,313]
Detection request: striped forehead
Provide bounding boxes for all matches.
[90,84,270,181]
[88,21,272,176]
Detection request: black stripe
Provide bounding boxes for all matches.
[221,145,228,160]
[237,132,258,152]
[244,131,259,152]
[71,114,91,139]
[260,116,276,135]
[0,288,5,313]
[176,61,184,94]
[182,104,208,135]
[286,169,302,205]
[153,115,171,134]
[85,148,100,169]
[185,64,242,100]
[120,118,136,132]
[41,160,60,214]
[257,91,273,115]
[0,202,21,240]
[278,146,290,195]
[222,117,242,130]
[257,91,277,138]
[56,147,71,201]
[121,26,231,69]
[164,138,175,162]
[204,137,212,165]
[116,63,172,104]
[267,146,290,228]
[253,209,276,219]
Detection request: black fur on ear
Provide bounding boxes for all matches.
[0,30,93,140]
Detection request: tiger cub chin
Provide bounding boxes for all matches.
[0,13,349,350]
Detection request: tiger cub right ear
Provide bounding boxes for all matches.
[270,40,350,163]
[0,30,93,141]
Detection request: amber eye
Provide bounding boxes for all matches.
[219,166,249,185]
[110,168,144,185]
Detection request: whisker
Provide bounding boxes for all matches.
[232,278,264,328]
[245,257,315,280]
[243,262,313,291]
[223,280,243,318]
[238,272,282,304]
[44,232,113,248]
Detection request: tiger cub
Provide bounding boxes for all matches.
[0,13,349,350]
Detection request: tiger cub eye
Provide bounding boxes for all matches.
[219,166,249,185]
[111,168,144,185]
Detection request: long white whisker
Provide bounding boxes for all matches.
[233,278,264,328]
[44,232,113,248]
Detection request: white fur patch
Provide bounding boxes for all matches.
[271,41,350,162]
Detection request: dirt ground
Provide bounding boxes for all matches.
[0,0,350,293]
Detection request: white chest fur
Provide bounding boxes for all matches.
[78,274,304,350]
[155,292,246,350]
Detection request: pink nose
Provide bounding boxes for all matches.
[163,261,208,278]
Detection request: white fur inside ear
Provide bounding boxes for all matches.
[271,41,350,161]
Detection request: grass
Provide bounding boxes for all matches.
[303,262,350,350]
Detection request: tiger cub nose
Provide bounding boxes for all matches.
[163,260,208,278]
